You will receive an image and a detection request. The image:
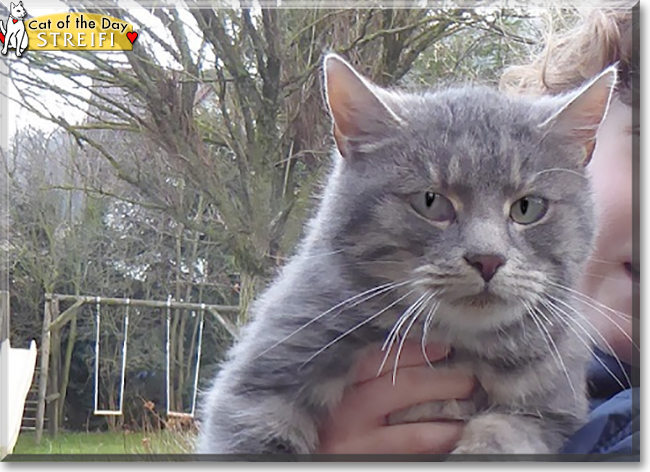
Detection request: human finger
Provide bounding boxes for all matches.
[354,341,449,384]
[350,366,475,421]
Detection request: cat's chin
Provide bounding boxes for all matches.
[450,291,503,309]
[435,297,522,333]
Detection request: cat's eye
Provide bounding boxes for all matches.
[410,191,456,222]
[510,196,548,225]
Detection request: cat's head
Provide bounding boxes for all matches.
[10,2,27,19]
[321,54,616,333]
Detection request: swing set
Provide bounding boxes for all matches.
[93,296,207,417]
[34,293,239,444]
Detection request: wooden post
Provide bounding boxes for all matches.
[35,297,52,444]
[58,312,77,428]
[48,298,60,436]
[48,299,84,332]
[0,291,9,343]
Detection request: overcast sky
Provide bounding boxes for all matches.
[3,1,645,142]
[4,0,192,139]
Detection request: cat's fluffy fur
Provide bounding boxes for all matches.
[196,55,616,456]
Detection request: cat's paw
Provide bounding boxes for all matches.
[451,441,505,455]
[451,426,512,455]
[446,443,508,462]
[388,399,477,425]
[451,413,550,455]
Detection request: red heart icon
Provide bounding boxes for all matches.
[126,31,138,44]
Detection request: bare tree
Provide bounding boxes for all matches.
[9,6,533,324]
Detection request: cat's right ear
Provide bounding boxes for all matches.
[541,66,617,166]
[323,54,403,158]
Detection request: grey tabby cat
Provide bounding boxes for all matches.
[197,54,617,456]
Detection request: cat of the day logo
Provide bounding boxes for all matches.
[1,1,28,56]
[0,1,138,57]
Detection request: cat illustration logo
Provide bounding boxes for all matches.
[0,1,28,57]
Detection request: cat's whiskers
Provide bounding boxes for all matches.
[522,301,555,364]
[377,290,438,378]
[254,279,414,361]
[420,300,442,371]
[548,280,634,322]
[586,257,632,266]
[391,292,437,385]
[300,290,417,368]
[522,301,577,402]
[381,292,427,352]
[539,297,630,390]
[530,304,554,328]
[543,293,634,385]
[541,300,620,387]
[547,282,639,355]
[582,271,640,286]
[545,293,633,351]
[376,292,430,377]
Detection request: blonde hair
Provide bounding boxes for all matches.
[501,8,637,108]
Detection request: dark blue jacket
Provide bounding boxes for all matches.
[561,349,639,460]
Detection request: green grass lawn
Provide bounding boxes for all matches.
[11,430,194,455]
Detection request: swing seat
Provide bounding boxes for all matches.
[167,411,194,418]
[93,410,124,416]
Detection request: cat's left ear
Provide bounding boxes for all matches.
[542,66,617,166]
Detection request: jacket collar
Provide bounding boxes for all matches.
[588,347,635,400]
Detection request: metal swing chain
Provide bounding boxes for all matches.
[166,298,205,418]
[190,304,206,417]
[93,297,101,414]
[117,299,130,412]
[165,295,172,416]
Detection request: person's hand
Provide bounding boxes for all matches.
[317,342,475,454]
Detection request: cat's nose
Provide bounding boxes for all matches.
[464,253,506,282]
